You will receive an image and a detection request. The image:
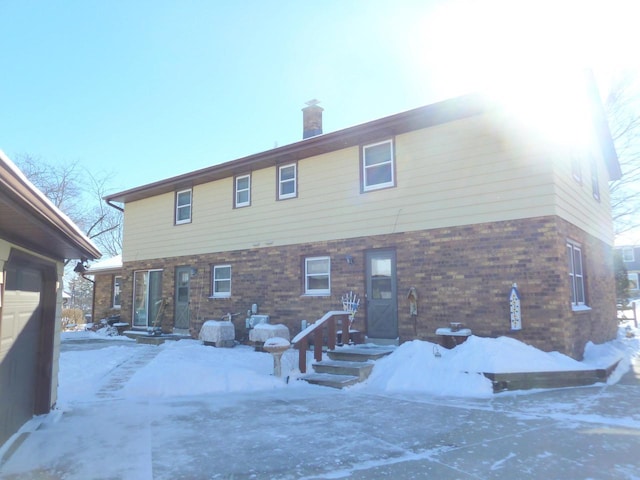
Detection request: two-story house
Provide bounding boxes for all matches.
[616,244,640,298]
[103,75,620,360]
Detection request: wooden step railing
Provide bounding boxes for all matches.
[291,311,351,373]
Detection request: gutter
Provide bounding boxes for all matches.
[106,198,124,212]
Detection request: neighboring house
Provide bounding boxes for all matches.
[86,254,123,323]
[0,151,100,447]
[616,244,640,298]
[104,74,620,360]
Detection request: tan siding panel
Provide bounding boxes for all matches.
[122,114,562,261]
[550,142,614,243]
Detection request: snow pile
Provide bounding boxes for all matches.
[446,336,591,373]
[583,323,640,384]
[360,329,635,398]
[358,339,495,397]
[122,341,290,398]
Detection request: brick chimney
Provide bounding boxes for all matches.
[302,99,323,139]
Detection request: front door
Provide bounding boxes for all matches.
[365,249,398,343]
[132,270,163,328]
[174,266,191,330]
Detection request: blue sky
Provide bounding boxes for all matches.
[1,0,636,193]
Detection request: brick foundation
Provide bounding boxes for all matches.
[114,215,616,359]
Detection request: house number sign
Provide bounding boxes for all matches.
[509,283,522,331]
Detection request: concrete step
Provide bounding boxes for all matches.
[300,373,361,389]
[327,345,395,362]
[313,360,374,381]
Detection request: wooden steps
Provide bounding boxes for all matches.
[301,345,394,389]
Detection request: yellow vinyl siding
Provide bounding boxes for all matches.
[551,142,614,244]
[122,113,577,261]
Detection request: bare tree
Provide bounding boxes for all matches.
[14,153,122,257]
[605,73,640,236]
[83,173,123,257]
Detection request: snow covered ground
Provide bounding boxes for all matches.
[1,322,639,479]
[59,321,638,403]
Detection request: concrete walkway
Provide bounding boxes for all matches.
[1,345,639,479]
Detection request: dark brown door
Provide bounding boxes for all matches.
[174,266,191,330]
[365,249,398,342]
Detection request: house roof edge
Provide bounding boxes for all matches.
[105,92,492,204]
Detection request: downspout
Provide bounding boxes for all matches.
[106,199,124,212]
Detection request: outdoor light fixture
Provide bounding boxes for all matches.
[345,255,354,265]
[73,261,87,274]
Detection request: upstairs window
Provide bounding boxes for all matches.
[571,152,582,184]
[305,256,330,295]
[590,156,600,201]
[175,189,192,224]
[235,174,251,208]
[567,242,585,308]
[212,265,231,298]
[362,139,395,192]
[622,247,635,263]
[278,163,297,199]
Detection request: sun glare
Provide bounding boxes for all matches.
[410,0,629,147]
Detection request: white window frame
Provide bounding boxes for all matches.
[113,275,122,308]
[622,247,635,263]
[234,174,251,208]
[278,163,297,200]
[362,139,395,192]
[590,155,600,201]
[571,152,582,184]
[304,256,330,296]
[567,242,586,308]
[212,265,231,298]
[628,273,639,291]
[175,189,192,224]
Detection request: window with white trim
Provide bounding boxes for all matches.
[278,163,297,199]
[622,247,635,263]
[628,273,639,291]
[362,139,394,191]
[305,256,330,295]
[567,242,585,307]
[590,155,600,201]
[175,189,192,224]
[212,265,231,298]
[571,152,582,184]
[113,275,122,308]
[235,174,251,208]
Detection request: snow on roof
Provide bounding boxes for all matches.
[86,254,122,273]
[615,230,640,247]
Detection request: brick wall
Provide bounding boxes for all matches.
[117,215,616,359]
[93,273,120,322]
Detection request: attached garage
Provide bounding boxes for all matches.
[0,152,100,447]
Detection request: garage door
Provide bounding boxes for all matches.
[0,262,45,446]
